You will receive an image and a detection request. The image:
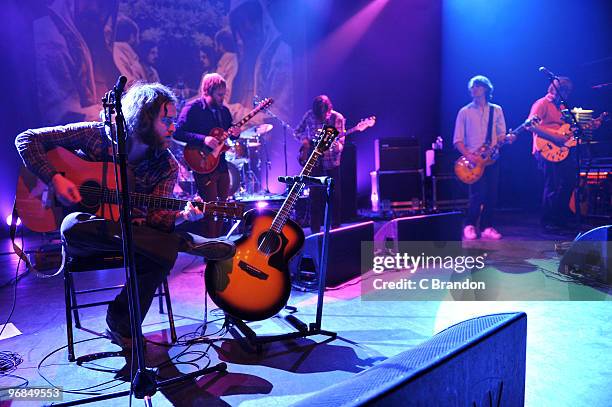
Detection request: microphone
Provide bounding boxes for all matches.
[538,66,558,79]
[114,75,128,95]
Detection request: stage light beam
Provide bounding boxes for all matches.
[311,0,390,78]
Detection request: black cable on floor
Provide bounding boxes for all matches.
[0,231,25,391]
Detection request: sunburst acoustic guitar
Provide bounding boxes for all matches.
[205,125,339,321]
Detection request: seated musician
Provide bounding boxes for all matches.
[15,82,235,352]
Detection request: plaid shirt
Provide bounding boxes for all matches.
[294,109,346,169]
[15,122,179,232]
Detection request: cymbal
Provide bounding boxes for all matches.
[241,124,273,139]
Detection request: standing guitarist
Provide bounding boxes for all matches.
[528,76,575,231]
[453,75,508,240]
[175,73,240,237]
[294,95,346,233]
[14,82,236,352]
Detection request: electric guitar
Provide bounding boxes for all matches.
[183,98,273,174]
[205,125,339,321]
[455,115,541,184]
[15,147,244,233]
[536,112,608,162]
[298,116,376,166]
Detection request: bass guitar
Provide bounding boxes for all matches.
[298,116,376,166]
[183,98,273,174]
[15,147,244,233]
[455,115,541,184]
[206,125,339,321]
[535,112,608,162]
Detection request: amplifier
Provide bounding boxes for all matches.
[432,174,469,211]
[375,138,421,171]
[370,170,425,211]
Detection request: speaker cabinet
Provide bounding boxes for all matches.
[375,211,463,243]
[370,170,425,211]
[432,174,469,211]
[559,224,612,284]
[290,221,374,288]
[292,312,527,407]
[375,138,421,171]
[340,141,358,222]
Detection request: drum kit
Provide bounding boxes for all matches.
[171,124,274,198]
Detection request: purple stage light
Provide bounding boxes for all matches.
[256,201,269,209]
[310,0,390,78]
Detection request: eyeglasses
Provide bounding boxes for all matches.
[161,116,177,127]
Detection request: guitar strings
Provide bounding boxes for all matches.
[72,185,238,213]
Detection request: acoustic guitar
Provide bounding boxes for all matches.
[535,112,608,162]
[183,98,273,174]
[15,147,244,233]
[454,115,541,184]
[298,116,376,166]
[205,125,339,321]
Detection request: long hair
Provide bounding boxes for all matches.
[122,82,177,147]
[312,95,333,120]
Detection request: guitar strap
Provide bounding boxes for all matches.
[485,104,495,146]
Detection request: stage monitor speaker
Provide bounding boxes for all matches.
[559,224,612,284]
[290,221,374,288]
[375,211,463,243]
[291,312,527,407]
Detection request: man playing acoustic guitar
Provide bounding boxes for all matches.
[15,82,236,352]
[453,75,509,240]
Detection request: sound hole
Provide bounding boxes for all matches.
[79,180,101,211]
[257,231,281,255]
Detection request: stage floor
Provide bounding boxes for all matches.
[0,211,611,406]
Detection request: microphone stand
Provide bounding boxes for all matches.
[255,95,294,193]
[107,76,157,404]
[545,73,585,226]
[52,77,226,407]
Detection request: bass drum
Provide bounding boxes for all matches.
[227,161,241,197]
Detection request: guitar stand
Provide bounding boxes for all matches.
[228,175,337,353]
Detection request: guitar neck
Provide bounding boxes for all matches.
[345,126,360,136]
[235,104,268,128]
[271,150,322,233]
[90,187,232,216]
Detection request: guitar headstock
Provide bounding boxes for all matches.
[254,97,274,111]
[314,125,339,153]
[204,201,245,219]
[354,116,376,132]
